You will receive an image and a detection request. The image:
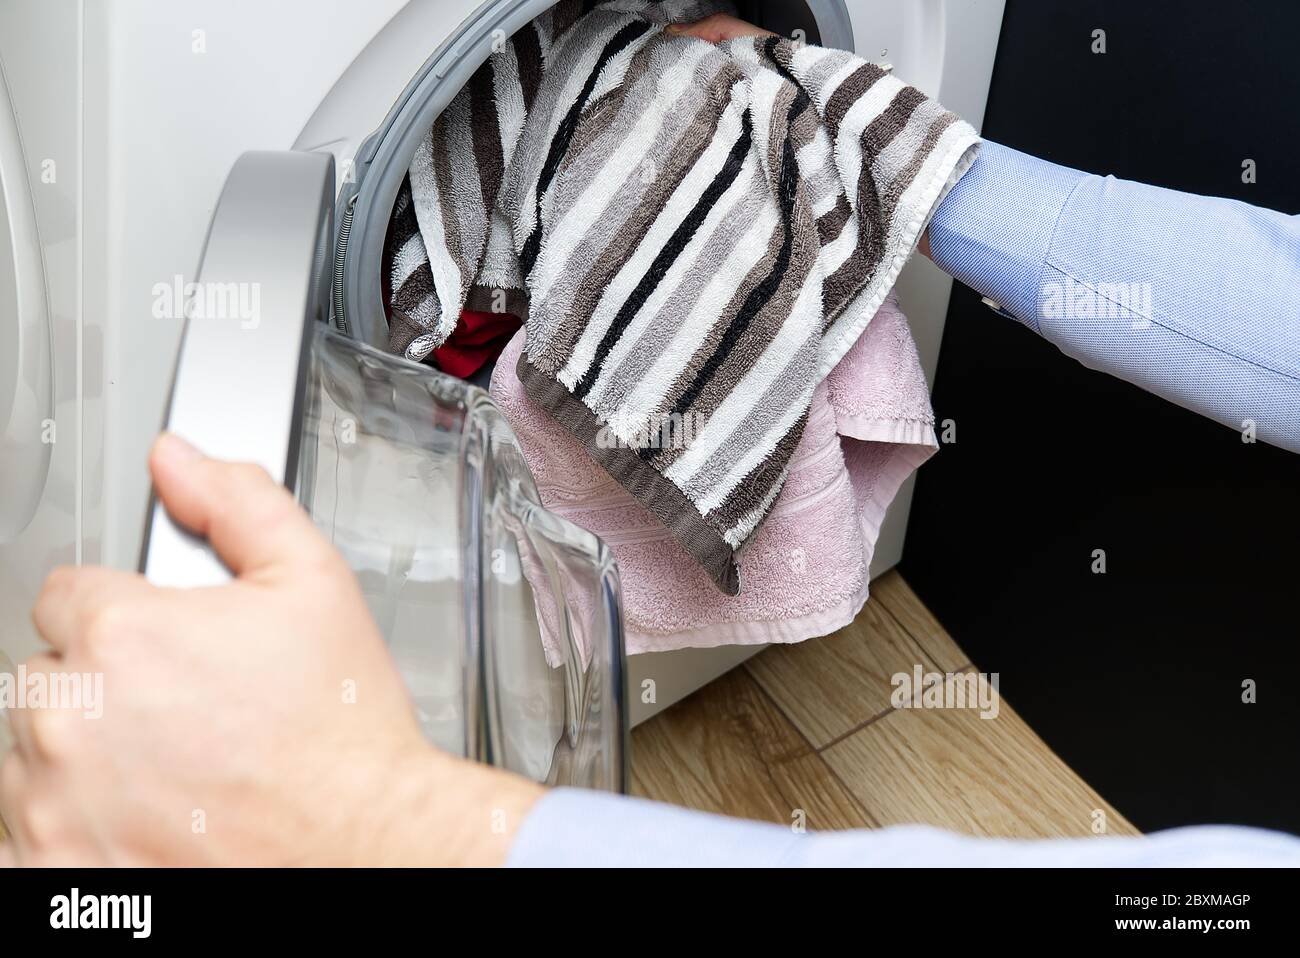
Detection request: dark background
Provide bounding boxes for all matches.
[900,0,1300,834]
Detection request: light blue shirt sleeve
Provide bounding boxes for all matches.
[508,788,1300,867]
[927,141,1300,453]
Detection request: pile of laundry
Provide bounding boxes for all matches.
[383,0,978,651]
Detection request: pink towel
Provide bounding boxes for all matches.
[490,292,938,654]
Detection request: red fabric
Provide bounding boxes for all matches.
[432,310,523,379]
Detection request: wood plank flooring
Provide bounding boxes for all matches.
[632,570,1138,839]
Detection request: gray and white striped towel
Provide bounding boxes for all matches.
[386,0,980,594]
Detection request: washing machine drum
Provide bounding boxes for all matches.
[332,0,857,353]
[141,151,625,792]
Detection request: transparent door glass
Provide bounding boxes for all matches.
[295,324,626,791]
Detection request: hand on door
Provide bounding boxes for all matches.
[0,434,542,866]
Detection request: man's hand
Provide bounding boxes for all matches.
[667,13,776,43]
[0,434,542,866]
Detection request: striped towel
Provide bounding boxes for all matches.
[386,0,980,594]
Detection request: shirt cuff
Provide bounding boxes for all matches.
[926,141,1088,333]
[506,787,805,867]
[507,788,1300,867]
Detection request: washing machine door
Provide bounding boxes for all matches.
[141,150,335,587]
[140,150,626,789]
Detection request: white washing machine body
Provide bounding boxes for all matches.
[0,0,1004,721]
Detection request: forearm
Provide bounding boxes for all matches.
[926,142,1300,453]
[386,751,544,867]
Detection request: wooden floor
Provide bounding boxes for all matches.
[631,570,1138,838]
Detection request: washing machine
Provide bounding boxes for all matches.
[0,0,1005,732]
